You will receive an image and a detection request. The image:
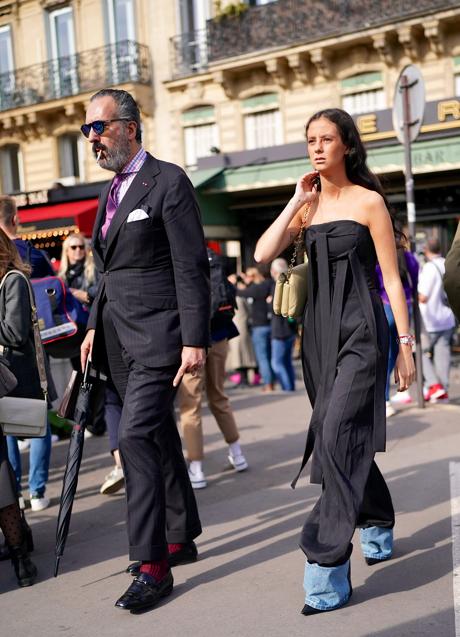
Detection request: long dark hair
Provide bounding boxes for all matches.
[305,108,402,242]
[0,227,31,279]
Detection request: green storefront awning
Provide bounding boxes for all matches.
[194,136,460,194]
[189,167,224,189]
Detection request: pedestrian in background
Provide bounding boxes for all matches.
[0,196,54,512]
[270,258,297,391]
[444,222,460,321]
[375,246,419,416]
[59,233,110,441]
[226,274,258,387]
[80,88,209,612]
[178,249,248,490]
[236,266,275,391]
[255,108,415,614]
[58,233,99,308]
[418,237,456,403]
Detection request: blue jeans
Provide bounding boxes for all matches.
[251,325,274,386]
[7,422,52,497]
[360,526,393,561]
[422,327,455,391]
[384,304,398,401]
[303,560,351,610]
[271,337,295,391]
[303,526,393,609]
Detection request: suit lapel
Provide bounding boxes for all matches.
[105,153,160,254]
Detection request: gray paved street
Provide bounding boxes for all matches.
[1,363,459,637]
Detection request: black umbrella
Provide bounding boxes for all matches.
[54,361,93,577]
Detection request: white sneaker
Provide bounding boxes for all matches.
[30,495,50,512]
[228,452,249,472]
[390,390,413,404]
[100,466,124,495]
[188,465,207,489]
[18,439,30,451]
[386,401,396,418]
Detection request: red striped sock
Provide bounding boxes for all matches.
[168,543,184,554]
[139,558,169,581]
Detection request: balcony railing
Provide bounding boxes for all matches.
[171,0,459,77]
[0,40,151,113]
[170,29,208,78]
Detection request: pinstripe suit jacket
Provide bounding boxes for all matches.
[88,152,210,370]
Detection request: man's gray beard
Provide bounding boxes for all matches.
[98,133,132,173]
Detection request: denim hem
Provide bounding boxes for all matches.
[305,592,351,611]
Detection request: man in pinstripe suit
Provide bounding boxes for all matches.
[80,89,210,612]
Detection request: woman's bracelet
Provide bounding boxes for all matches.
[396,334,415,346]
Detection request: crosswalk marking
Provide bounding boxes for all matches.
[450,461,460,637]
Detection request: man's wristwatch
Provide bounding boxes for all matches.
[396,334,415,346]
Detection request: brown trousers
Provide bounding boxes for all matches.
[178,339,239,461]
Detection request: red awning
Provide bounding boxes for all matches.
[18,199,99,237]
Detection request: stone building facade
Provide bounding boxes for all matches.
[1,1,459,261]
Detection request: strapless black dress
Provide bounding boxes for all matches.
[296,220,394,566]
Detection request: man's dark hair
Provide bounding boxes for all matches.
[0,195,17,228]
[426,237,441,254]
[90,88,142,143]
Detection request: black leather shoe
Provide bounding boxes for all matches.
[168,541,198,567]
[126,560,142,576]
[127,542,198,576]
[10,543,38,587]
[115,571,174,611]
[365,556,390,566]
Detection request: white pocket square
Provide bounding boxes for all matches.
[127,209,149,223]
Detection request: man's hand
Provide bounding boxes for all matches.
[80,329,95,372]
[173,346,206,387]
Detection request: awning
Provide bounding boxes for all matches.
[189,167,224,189]
[195,135,460,194]
[17,199,99,237]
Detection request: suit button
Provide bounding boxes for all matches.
[104,271,109,276]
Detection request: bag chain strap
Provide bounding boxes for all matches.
[0,270,48,399]
[286,202,312,280]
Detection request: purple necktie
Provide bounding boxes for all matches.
[101,173,124,239]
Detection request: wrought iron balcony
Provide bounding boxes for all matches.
[0,40,151,113]
[170,29,208,78]
[171,0,458,77]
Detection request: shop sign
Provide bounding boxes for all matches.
[356,97,460,141]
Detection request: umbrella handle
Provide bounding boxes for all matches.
[82,358,91,385]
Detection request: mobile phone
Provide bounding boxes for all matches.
[313,175,321,192]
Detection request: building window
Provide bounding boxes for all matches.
[0,25,15,109]
[182,106,218,169]
[242,93,283,150]
[58,133,84,184]
[49,6,78,97]
[0,144,23,194]
[341,72,385,116]
[454,57,460,96]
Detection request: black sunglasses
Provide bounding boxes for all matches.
[80,118,130,138]
[69,245,85,250]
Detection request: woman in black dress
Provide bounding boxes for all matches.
[255,109,415,614]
